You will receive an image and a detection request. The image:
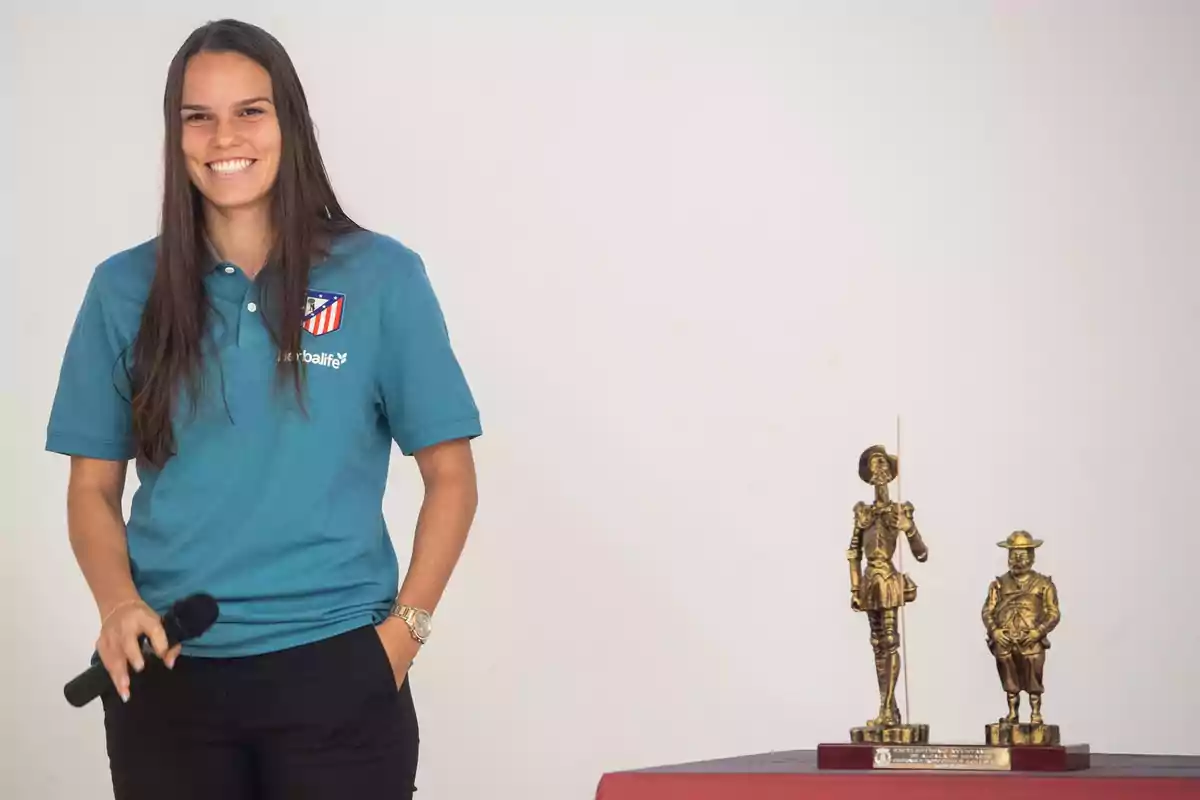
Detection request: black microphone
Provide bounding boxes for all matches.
[63,593,220,708]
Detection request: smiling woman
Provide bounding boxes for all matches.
[45,18,481,800]
[179,54,281,212]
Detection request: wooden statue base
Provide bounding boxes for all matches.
[986,721,1060,745]
[848,723,929,744]
[817,740,1090,771]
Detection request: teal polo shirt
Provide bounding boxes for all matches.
[45,230,482,658]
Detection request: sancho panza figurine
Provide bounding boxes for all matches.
[846,445,928,741]
[982,531,1062,745]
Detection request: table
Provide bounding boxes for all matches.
[595,749,1200,799]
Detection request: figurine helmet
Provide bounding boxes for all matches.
[997,530,1043,549]
[858,445,898,484]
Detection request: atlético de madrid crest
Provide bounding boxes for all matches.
[303,290,345,336]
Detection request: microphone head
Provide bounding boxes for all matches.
[163,593,220,643]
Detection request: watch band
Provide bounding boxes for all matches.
[390,602,432,644]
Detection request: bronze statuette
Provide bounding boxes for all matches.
[982,530,1062,746]
[818,446,1088,772]
[846,445,929,744]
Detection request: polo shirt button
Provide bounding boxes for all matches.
[247,302,258,312]
[224,266,235,274]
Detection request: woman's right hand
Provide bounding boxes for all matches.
[96,598,177,702]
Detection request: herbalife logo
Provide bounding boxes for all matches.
[279,350,348,370]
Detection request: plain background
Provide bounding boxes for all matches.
[4,2,1199,798]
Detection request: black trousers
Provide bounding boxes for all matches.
[102,624,419,799]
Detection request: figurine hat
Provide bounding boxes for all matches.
[997,530,1043,549]
[858,445,898,483]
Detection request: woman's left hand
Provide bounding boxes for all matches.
[374,617,422,688]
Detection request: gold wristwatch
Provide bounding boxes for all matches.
[390,601,432,644]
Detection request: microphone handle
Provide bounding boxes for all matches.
[63,627,183,709]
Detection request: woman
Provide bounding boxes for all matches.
[45,18,480,800]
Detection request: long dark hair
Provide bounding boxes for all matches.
[130,19,359,469]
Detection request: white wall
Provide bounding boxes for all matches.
[5,2,1199,798]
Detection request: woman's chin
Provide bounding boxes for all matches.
[197,186,272,214]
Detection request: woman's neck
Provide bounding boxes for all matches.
[205,203,273,279]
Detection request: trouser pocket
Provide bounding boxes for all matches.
[359,624,401,693]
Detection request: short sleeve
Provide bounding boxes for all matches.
[45,269,135,461]
[378,251,481,456]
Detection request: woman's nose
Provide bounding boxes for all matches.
[214,117,238,146]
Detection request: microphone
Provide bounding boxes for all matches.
[63,593,219,708]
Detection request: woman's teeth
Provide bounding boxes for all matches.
[209,158,255,175]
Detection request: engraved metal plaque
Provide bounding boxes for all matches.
[872,745,1012,771]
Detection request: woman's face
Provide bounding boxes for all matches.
[179,51,282,213]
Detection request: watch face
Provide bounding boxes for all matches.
[412,611,432,639]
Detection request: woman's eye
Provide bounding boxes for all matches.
[184,113,209,123]
[241,107,264,117]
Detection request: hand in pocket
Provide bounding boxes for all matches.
[374,618,421,688]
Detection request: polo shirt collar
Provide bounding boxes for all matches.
[202,236,273,277]
[202,236,228,273]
